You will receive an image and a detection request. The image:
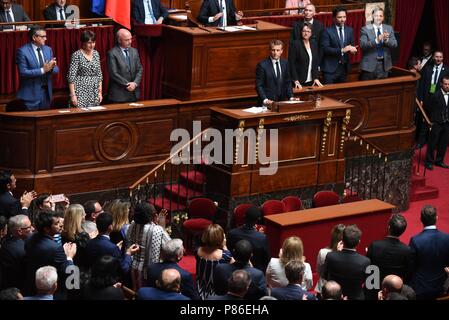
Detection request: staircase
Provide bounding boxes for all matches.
[410,165,439,202]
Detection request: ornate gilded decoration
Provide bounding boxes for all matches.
[235,120,245,164]
[321,111,333,154]
[255,118,265,162]
[340,109,352,152]
[283,115,309,122]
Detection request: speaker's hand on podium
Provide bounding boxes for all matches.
[294,81,302,90]
[213,12,224,22]
[313,79,323,87]
[236,10,244,20]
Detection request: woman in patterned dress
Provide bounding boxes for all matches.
[68,30,103,108]
[126,202,171,291]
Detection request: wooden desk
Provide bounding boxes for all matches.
[162,20,291,100]
[264,199,396,271]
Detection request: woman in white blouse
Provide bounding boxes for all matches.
[266,236,313,291]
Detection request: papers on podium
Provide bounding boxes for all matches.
[242,106,268,114]
[216,25,257,32]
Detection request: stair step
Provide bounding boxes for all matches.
[411,175,426,188]
[410,186,439,202]
[180,170,206,187]
[164,184,203,202]
[150,197,186,212]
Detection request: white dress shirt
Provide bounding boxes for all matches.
[55,6,66,20]
[31,43,45,75]
[143,0,156,24]
[443,89,449,106]
[306,45,313,82]
[432,64,443,85]
[209,0,227,26]
[374,24,384,44]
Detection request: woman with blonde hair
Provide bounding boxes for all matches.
[195,224,234,299]
[266,236,313,290]
[108,199,131,245]
[62,204,90,270]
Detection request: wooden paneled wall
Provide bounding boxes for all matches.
[14,0,348,21]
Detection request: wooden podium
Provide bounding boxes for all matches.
[207,96,353,205]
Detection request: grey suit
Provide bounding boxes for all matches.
[0,4,31,30]
[360,24,397,80]
[107,46,143,103]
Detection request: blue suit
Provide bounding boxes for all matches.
[270,284,316,300]
[16,43,58,110]
[409,229,449,299]
[320,25,355,84]
[137,287,190,300]
[85,235,132,275]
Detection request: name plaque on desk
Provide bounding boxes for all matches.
[270,100,316,113]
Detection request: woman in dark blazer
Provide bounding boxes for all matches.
[289,23,323,90]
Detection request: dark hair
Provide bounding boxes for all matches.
[284,260,305,284]
[244,206,261,226]
[401,284,416,300]
[83,200,98,220]
[332,6,347,18]
[386,292,408,300]
[329,223,345,250]
[442,75,449,84]
[28,25,45,41]
[90,255,121,289]
[233,239,253,263]
[407,57,420,70]
[96,211,113,233]
[342,224,361,249]
[133,202,154,225]
[269,39,284,49]
[0,287,21,300]
[322,280,342,300]
[80,30,96,43]
[388,214,407,237]
[420,205,437,226]
[34,210,57,233]
[228,270,251,295]
[0,170,12,193]
[34,193,51,209]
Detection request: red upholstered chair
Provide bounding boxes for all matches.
[261,200,285,216]
[282,196,302,212]
[183,198,217,252]
[233,203,253,227]
[342,194,362,203]
[312,191,340,208]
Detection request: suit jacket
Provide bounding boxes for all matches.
[290,19,324,51]
[85,235,132,275]
[418,63,449,108]
[428,89,449,124]
[227,225,270,273]
[83,284,125,300]
[24,233,73,295]
[323,249,371,300]
[213,262,267,300]
[137,287,190,300]
[0,236,26,290]
[198,0,237,26]
[146,261,200,300]
[0,191,28,219]
[289,40,320,84]
[16,43,59,111]
[43,3,71,21]
[270,284,316,300]
[255,57,293,107]
[409,229,449,299]
[0,4,30,30]
[131,0,169,24]
[360,24,397,72]
[320,25,355,73]
[107,46,143,103]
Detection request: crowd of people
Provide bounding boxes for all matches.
[1,169,449,301]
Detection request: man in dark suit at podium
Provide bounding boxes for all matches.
[131,0,169,25]
[256,40,294,107]
[198,0,243,27]
[0,0,30,30]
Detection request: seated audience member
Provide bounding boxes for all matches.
[24,266,58,300]
[270,260,316,300]
[24,210,76,295]
[266,236,313,291]
[83,200,103,222]
[137,269,190,300]
[0,287,23,300]
[315,224,345,295]
[227,206,270,272]
[198,0,243,27]
[0,215,33,291]
[285,0,311,15]
[83,255,125,300]
[107,29,143,104]
[0,0,30,30]
[29,193,53,225]
[214,240,267,300]
[401,284,416,300]
[208,270,251,300]
[365,213,413,299]
[323,224,371,300]
[81,220,98,239]
[131,0,168,25]
[85,212,139,275]
[289,23,323,90]
[0,170,34,219]
[43,0,71,22]
[378,275,404,300]
[146,238,200,300]
[196,224,233,300]
[127,202,170,291]
[409,205,449,299]
[321,280,345,300]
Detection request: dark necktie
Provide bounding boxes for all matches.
[124,49,131,70]
[275,61,281,81]
[36,47,44,67]
[59,8,64,20]
[376,27,384,58]
[338,26,344,48]
[433,66,440,84]
[5,10,11,22]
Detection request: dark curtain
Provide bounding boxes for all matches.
[433,0,449,63]
[394,0,426,68]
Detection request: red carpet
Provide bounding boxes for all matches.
[400,147,449,244]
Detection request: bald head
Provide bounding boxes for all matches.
[158,269,181,292]
[322,280,343,300]
[116,28,132,49]
[304,4,316,20]
[382,275,403,293]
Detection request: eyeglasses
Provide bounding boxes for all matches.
[35,35,47,38]
[20,225,32,230]
[302,30,312,33]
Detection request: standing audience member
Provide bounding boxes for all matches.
[108,199,131,245]
[68,30,103,108]
[285,0,311,15]
[137,268,190,300]
[0,170,35,220]
[359,7,397,80]
[270,260,316,300]
[131,0,169,25]
[290,4,324,54]
[83,200,103,222]
[409,205,449,299]
[420,42,433,70]
[81,220,98,239]
[0,0,30,30]
[107,28,143,103]
[43,0,71,22]
[24,266,58,300]
[198,0,243,27]
[208,270,251,300]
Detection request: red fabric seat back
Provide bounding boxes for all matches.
[262,200,285,216]
[313,191,340,208]
[281,196,302,212]
[188,197,216,219]
[233,204,253,227]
